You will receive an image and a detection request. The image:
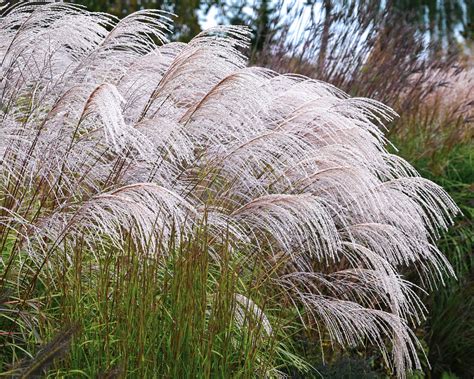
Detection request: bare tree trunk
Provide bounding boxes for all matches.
[318,0,332,74]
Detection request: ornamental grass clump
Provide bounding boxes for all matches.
[0,3,460,377]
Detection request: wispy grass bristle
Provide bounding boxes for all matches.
[0,2,461,377]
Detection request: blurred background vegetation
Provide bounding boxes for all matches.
[2,0,473,378]
[66,1,473,47]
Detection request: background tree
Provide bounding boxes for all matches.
[70,0,202,41]
[62,0,473,49]
[391,0,471,53]
[205,0,278,60]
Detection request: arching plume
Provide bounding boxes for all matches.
[0,3,460,377]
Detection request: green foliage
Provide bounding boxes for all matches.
[392,133,474,379]
[1,225,310,377]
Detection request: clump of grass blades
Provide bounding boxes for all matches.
[52,226,307,377]
[0,2,461,377]
[394,142,473,378]
[2,221,309,377]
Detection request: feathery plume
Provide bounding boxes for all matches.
[0,3,460,377]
